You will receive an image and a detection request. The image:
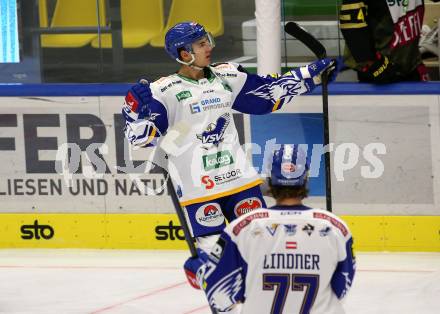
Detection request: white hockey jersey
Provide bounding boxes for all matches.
[198,205,356,314]
[122,63,311,206]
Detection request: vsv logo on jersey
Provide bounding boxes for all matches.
[233,197,262,217]
[21,220,55,240]
[196,113,230,146]
[195,203,225,227]
[202,150,234,171]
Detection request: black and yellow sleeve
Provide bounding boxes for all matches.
[339,0,375,63]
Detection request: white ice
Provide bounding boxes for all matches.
[0,250,439,314]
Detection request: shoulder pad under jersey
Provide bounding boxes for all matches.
[151,74,184,94]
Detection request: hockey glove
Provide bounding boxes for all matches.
[124,78,152,119]
[306,58,338,83]
[358,52,398,84]
[184,249,209,290]
[286,58,338,93]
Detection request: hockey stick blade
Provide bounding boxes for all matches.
[284,22,327,59]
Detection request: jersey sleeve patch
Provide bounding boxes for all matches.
[232,211,269,235]
[313,212,348,236]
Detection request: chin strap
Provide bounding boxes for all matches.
[175,54,204,71]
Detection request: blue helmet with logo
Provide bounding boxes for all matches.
[165,22,214,61]
[270,145,310,186]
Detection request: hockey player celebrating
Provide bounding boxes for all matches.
[184,144,356,313]
[122,22,337,251]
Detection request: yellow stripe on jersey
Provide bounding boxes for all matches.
[339,14,352,21]
[179,179,263,207]
[339,1,368,28]
[340,22,368,29]
[145,127,157,145]
[340,2,367,11]
[272,99,281,112]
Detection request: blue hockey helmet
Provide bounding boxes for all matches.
[165,22,215,61]
[270,145,310,186]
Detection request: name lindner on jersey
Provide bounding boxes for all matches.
[197,206,356,313]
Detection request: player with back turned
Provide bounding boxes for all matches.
[184,145,356,313]
[121,21,338,253]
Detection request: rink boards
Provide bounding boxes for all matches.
[0,83,439,251]
[0,213,439,252]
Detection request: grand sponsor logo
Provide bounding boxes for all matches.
[195,203,225,227]
[20,220,54,240]
[155,220,185,240]
[190,99,230,114]
[176,90,192,101]
[190,102,201,114]
[201,98,221,106]
[234,197,262,216]
[202,150,234,171]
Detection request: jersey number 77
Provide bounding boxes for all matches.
[262,273,319,314]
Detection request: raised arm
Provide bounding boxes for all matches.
[214,59,336,115]
[121,80,169,147]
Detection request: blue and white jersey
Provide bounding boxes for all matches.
[122,63,310,206]
[198,205,356,314]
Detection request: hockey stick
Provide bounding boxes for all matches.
[159,122,198,257]
[164,170,198,257]
[284,21,333,212]
[159,123,220,314]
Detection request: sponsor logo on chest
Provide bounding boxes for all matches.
[202,150,234,171]
[176,90,192,101]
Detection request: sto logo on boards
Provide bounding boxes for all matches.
[20,220,55,240]
[155,221,185,240]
